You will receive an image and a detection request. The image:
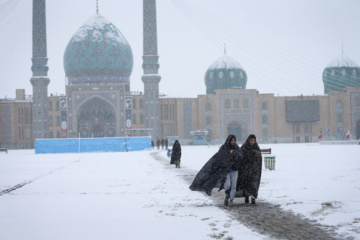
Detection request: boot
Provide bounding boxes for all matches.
[251,198,257,206]
[224,195,229,206]
[245,196,249,204]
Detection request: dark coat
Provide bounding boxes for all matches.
[189,135,242,196]
[236,134,262,199]
[170,140,181,164]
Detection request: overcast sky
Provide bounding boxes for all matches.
[0,0,359,99]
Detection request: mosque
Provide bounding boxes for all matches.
[1,0,360,149]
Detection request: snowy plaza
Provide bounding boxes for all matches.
[1,142,359,240]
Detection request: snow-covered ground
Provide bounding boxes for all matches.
[0,143,359,240]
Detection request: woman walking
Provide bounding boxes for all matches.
[189,134,242,204]
[237,134,262,205]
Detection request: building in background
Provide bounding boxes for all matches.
[1,0,360,149]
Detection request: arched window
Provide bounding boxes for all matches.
[225,99,230,109]
[336,100,343,109]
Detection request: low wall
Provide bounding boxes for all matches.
[319,140,360,145]
[35,137,151,154]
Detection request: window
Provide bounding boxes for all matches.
[132,99,136,109]
[262,128,268,137]
[262,115,268,124]
[48,101,53,111]
[56,131,60,138]
[164,104,169,120]
[139,99,144,109]
[48,116,53,126]
[132,114,137,124]
[56,100,60,111]
[296,123,301,133]
[234,99,240,108]
[337,113,343,123]
[262,101,268,110]
[225,99,230,109]
[304,122,310,133]
[140,114,144,124]
[206,116,212,125]
[56,116,60,126]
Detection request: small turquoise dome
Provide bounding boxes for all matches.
[205,54,247,94]
[63,14,133,84]
[322,54,360,94]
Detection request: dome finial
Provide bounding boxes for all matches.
[224,43,226,54]
[96,0,99,14]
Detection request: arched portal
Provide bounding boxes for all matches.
[227,121,242,141]
[356,119,360,140]
[77,98,116,138]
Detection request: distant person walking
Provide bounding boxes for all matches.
[156,139,160,150]
[151,140,155,149]
[237,134,262,205]
[165,138,168,150]
[189,134,242,204]
[170,140,181,167]
[161,138,165,149]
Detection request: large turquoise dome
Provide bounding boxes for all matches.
[205,54,247,94]
[63,14,133,85]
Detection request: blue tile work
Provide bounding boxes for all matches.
[142,0,161,139]
[35,137,151,154]
[63,14,133,85]
[31,0,50,140]
[66,85,126,138]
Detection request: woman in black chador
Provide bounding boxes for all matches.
[237,134,262,205]
[170,140,181,165]
[189,134,242,197]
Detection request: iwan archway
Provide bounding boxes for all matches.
[77,97,117,138]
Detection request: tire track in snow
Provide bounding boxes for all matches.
[150,151,340,240]
[0,159,80,196]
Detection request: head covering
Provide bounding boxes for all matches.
[225,134,236,150]
[243,134,260,150]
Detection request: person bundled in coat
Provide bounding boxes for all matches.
[189,135,242,201]
[170,140,181,166]
[237,134,262,205]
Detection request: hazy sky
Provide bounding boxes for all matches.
[0,0,359,99]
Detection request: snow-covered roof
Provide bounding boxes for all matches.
[208,54,245,71]
[72,13,128,44]
[326,54,359,68]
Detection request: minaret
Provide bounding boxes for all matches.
[142,0,161,140]
[30,0,50,139]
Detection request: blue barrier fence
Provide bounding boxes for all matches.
[35,137,151,154]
